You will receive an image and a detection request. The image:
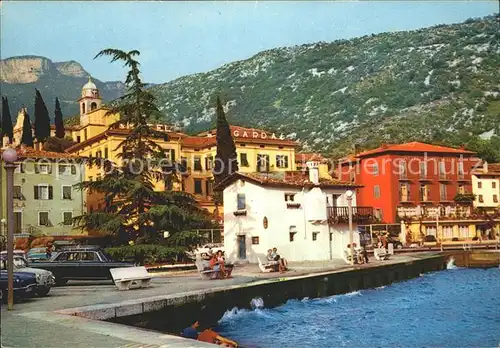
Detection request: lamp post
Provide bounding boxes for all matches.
[346,190,354,265]
[2,148,18,310]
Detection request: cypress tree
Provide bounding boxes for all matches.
[213,96,239,185]
[21,111,34,147]
[34,89,51,142]
[1,97,14,143]
[54,97,65,138]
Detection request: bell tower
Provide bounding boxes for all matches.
[78,76,102,126]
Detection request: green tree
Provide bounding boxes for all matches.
[54,97,65,139]
[213,96,239,205]
[34,89,51,142]
[1,97,14,143]
[21,111,34,147]
[76,49,212,245]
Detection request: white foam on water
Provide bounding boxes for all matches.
[447,257,458,269]
[376,286,386,290]
[250,297,264,309]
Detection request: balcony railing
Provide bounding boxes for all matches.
[327,206,376,224]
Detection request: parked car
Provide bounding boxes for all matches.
[29,247,134,285]
[0,250,27,258]
[0,270,37,302]
[424,235,437,243]
[388,238,404,249]
[0,255,55,296]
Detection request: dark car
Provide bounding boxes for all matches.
[1,255,55,296]
[424,235,437,243]
[29,247,134,285]
[0,270,37,302]
[388,238,404,249]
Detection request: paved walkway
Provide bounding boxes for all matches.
[1,253,439,348]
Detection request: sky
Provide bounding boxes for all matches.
[1,1,498,84]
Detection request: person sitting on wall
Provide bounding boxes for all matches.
[181,320,200,339]
[346,244,356,264]
[272,247,288,272]
[353,243,364,264]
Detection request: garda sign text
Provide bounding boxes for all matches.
[233,130,285,140]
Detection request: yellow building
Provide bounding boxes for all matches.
[472,162,500,212]
[65,79,299,214]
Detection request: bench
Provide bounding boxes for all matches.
[195,259,220,280]
[110,266,152,291]
[374,248,390,261]
[258,258,279,272]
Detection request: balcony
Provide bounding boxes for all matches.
[438,174,451,182]
[398,174,410,181]
[327,206,377,225]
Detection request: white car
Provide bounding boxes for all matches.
[186,243,225,260]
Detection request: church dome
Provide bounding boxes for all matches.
[83,77,97,90]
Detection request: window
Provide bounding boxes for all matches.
[34,184,52,200]
[84,129,88,141]
[457,162,464,179]
[240,153,249,167]
[493,182,497,189]
[373,186,381,199]
[237,193,246,210]
[478,181,482,189]
[257,154,269,172]
[375,209,383,220]
[194,179,203,195]
[14,163,24,174]
[439,161,446,179]
[439,183,447,201]
[96,150,102,158]
[349,170,355,183]
[458,185,465,194]
[77,136,81,143]
[426,226,437,236]
[251,237,259,245]
[193,156,203,171]
[38,212,50,226]
[181,157,188,170]
[80,252,97,261]
[62,186,72,200]
[205,156,214,170]
[206,180,213,196]
[400,183,409,201]
[58,164,76,176]
[104,147,109,158]
[62,212,73,226]
[36,164,50,174]
[478,194,484,203]
[459,225,469,238]
[312,232,319,241]
[14,212,22,234]
[419,184,429,201]
[13,186,22,199]
[399,161,407,179]
[372,163,379,176]
[289,232,296,242]
[420,161,427,178]
[443,226,453,239]
[276,155,289,168]
[493,195,498,203]
[284,193,295,202]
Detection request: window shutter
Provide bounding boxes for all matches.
[71,165,76,174]
[170,149,176,162]
[48,164,52,174]
[21,163,25,173]
[35,165,39,174]
[34,186,39,200]
[48,185,53,200]
[285,156,289,168]
[205,157,208,170]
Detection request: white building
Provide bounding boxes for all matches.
[472,162,500,211]
[220,161,375,262]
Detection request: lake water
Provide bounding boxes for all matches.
[216,267,500,347]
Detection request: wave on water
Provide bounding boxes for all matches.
[447,257,458,269]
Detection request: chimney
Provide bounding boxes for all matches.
[484,161,488,173]
[306,160,320,184]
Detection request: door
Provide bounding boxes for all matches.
[237,235,246,259]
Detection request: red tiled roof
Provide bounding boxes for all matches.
[4,147,82,160]
[181,136,216,149]
[295,153,329,163]
[356,142,475,157]
[216,171,357,191]
[489,163,500,172]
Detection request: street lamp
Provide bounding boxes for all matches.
[2,147,18,310]
[346,189,354,265]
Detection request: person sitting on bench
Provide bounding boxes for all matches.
[216,250,234,278]
[266,249,280,272]
[210,254,224,278]
[271,247,287,272]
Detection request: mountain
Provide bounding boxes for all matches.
[148,15,499,157]
[0,55,125,119]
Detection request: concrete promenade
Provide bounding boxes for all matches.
[1,253,441,348]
